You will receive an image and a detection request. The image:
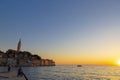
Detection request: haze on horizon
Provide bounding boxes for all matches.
[0,0,120,66]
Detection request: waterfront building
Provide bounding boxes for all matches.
[44,59,50,66]
[0,51,4,65]
[32,59,40,66]
[51,60,55,66]
[1,53,7,66]
[40,59,55,66]
[41,59,45,66]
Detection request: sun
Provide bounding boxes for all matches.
[117,60,120,66]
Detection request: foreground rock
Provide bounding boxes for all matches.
[0,70,26,80]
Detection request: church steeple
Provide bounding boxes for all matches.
[17,39,21,52]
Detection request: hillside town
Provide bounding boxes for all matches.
[0,39,55,67]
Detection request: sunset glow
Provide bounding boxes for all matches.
[1,0,120,66]
[117,60,120,66]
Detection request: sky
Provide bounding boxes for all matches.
[1,0,120,65]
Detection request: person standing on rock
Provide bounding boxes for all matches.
[17,67,23,77]
[8,65,11,72]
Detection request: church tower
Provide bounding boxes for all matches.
[17,39,21,52]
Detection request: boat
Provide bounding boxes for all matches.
[77,65,82,67]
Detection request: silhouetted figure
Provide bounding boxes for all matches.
[17,67,23,77]
[8,65,11,72]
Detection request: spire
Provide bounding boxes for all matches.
[17,38,21,52]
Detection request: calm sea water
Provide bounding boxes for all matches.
[0,66,120,80]
[22,66,120,80]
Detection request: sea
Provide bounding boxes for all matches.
[1,66,120,80]
[23,66,120,80]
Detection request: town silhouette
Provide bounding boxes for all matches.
[0,39,55,67]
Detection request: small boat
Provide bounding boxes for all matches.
[77,65,82,67]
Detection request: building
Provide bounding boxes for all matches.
[0,51,4,66]
[41,59,55,66]
[1,53,7,66]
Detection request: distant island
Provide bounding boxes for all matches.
[0,39,55,67]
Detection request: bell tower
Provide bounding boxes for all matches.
[17,39,21,52]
